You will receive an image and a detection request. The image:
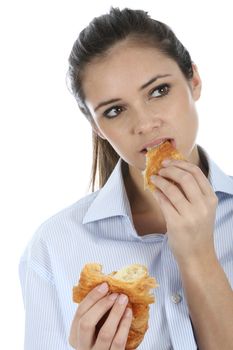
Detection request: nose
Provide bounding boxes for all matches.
[133,107,162,135]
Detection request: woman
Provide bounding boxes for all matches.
[19,7,233,350]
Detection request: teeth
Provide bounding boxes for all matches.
[146,140,167,151]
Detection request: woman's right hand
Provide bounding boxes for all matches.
[69,282,133,350]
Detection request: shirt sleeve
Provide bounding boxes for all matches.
[19,238,72,350]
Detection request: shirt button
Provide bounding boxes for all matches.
[171,293,182,304]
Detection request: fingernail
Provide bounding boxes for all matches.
[162,159,171,166]
[108,293,118,301]
[97,282,108,293]
[118,294,128,305]
[151,175,157,183]
[125,308,132,318]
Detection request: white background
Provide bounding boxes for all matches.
[1,0,232,348]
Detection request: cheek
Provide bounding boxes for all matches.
[170,90,199,149]
[93,119,112,139]
[99,127,125,149]
[176,89,198,126]
[95,118,127,145]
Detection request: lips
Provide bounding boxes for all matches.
[140,138,175,153]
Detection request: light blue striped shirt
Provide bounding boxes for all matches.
[19,145,233,350]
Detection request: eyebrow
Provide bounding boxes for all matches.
[139,74,172,90]
[94,73,172,112]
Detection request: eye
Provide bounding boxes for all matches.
[150,83,170,98]
[103,105,125,119]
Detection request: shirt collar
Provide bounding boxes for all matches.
[83,159,132,224]
[83,146,233,224]
[198,145,233,195]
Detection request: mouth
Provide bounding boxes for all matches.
[140,138,175,154]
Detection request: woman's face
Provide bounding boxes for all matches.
[82,40,202,171]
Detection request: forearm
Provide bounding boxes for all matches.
[179,252,233,350]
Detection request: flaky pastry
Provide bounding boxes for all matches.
[143,140,185,192]
[73,263,158,349]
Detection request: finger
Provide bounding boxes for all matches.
[69,283,109,349]
[152,175,190,215]
[154,188,181,221]
[78,293,119,349]
[76,283,109,319]
[158,166,203,203]
[94,294,129,349]
[111,308,133,350]
[162,159,213,197]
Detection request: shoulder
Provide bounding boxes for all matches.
[37,191,99,238]
[19,191,100,270]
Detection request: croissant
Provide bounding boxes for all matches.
[143,140,185,192]
[73,263,158,349]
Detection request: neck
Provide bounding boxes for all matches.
[124,164,162,215]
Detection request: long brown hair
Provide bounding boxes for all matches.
[67,7,193,191]
[90,132,119,191]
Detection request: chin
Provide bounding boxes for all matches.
[125,159,145,173]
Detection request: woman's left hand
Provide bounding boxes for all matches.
[151,159,218,265]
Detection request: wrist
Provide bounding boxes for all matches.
[178,248,219,279]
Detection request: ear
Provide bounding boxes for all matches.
[190,63,202,101]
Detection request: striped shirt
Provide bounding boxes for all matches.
[19,145,233,350]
